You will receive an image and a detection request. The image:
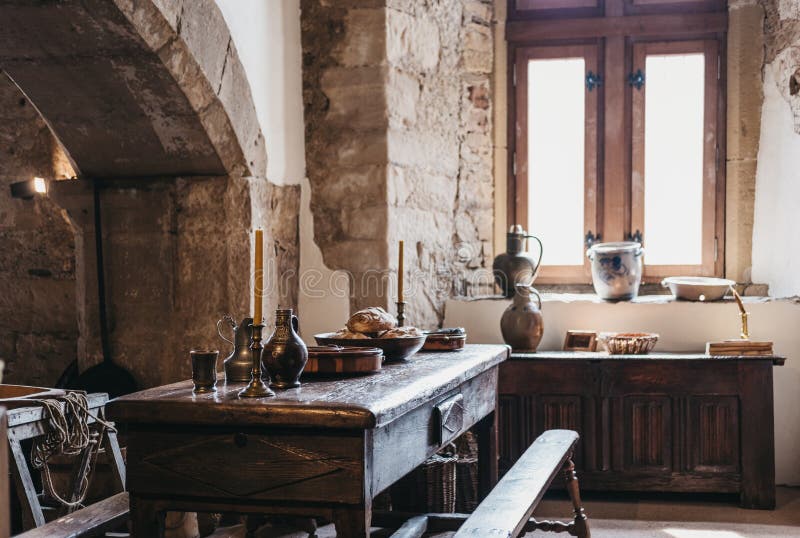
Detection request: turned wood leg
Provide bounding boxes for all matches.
[563,456,590,538]
[130,496,165,538]
[476,410,498,501]
[333,506,371,537]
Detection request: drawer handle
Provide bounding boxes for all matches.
[234,433,248,448]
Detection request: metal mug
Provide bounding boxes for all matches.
[190,350,219,394]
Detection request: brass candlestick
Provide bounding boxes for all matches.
[730,286,749,340]
[396,301,406,327]
[238,323,275,398]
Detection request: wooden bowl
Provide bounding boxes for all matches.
[314,333,427,361]
[306,346,384,375]
[602,332,658,355]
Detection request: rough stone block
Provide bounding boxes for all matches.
[387,68,421,126]
[725,158,758,283]
[334,8,386,67]
[727,3,766,160]
[387,10,441,71]
[321,66,388,129]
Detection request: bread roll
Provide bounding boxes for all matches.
[346,307,397,333]
[380,326,423,338]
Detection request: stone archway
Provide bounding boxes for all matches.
[0,0,299,388]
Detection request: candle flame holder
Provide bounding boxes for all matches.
[396,301,406,327]
[730,287,750,340]
[238,323,275,398]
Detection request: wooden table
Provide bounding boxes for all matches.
[500,351,785,509]
[108,344,508,537]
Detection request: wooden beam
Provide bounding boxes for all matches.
[507,12,728,42]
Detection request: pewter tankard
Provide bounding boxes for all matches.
[217,315,255,382]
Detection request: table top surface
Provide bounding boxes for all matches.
[510,350,785,365]
[107,344,509,430]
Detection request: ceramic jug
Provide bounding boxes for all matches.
[500,284,544,351]
[217,315,254,382]
[492,225,544,298]
[263,308,308,389]
[586,241,644,301]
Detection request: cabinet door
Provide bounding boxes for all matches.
[621,396,672,472]
[687,396,740,473]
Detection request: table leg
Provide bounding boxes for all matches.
[476,410,498,501]
[333,505,371,537]
[130,496,165,537]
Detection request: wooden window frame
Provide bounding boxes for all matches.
[514,44,600,283]
[507,0,727,285]
[630,39,724,279]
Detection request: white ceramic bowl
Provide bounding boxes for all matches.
[661,276,735,302]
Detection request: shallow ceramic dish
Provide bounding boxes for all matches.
[422,333,467,351]
[305,346,384,375]
[314,333,427,361]
[661,276,735,302]
[601,332,659,355]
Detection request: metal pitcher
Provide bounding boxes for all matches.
[217,315,255,382]
[492,225,544,298]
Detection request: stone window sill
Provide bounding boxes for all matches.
[454,293,774,305]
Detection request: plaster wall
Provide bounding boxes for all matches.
[751,0,800,297]
[443,296,800,485]
[751,68,800,296]
[215,0,348,334]
[215,0,305,186]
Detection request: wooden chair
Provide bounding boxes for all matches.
[379,429,590,538]
[5,394,129,538]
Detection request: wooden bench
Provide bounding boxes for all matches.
[380,429,590,538]
[14,492,130,538]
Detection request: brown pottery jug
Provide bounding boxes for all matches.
[500,284,544,351]
[263,308,308,389]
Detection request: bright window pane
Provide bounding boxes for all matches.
[643,53,705,265]
[528,58,585,266]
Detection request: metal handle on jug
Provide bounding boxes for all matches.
[524,234,544,283]
[217,314,237,345]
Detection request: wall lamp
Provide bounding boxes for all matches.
[10,176,48,199]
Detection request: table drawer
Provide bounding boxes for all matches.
[127,429,364,503]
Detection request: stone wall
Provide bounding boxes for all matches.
[95,177,299,388]
[387,0,495,328]
[0,0,301,389]
[0,75,77,386]
[302,0,495,327]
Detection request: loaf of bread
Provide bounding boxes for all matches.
[346,307,397,334]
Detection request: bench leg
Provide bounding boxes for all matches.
[563,457,590,538]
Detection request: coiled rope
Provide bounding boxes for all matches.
[28,392,117,509]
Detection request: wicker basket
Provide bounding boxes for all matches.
[391,446,457,513]
[455,456,478,512]
[602,332,658,354]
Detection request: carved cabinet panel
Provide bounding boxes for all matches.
[621,396,672,472]
[499,355,780,509]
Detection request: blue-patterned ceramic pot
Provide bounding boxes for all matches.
[586,242,644,300]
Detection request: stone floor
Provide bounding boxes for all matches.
[207,487,800,537]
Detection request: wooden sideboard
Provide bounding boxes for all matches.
[499,352,785,509]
